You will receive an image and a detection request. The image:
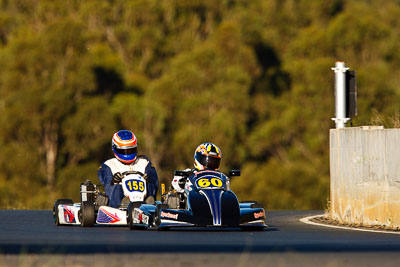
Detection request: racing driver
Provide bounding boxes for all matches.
[98,130,159,208]
[169,142,222,203]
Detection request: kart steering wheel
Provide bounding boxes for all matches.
[122,170,148,180]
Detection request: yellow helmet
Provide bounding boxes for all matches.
[193,143,222,171]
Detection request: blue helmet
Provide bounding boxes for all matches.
[112,130,138,164]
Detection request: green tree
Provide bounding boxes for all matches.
[1,0,400,210]
[0,17,93,206]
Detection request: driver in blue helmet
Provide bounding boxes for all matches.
[97,130,159,208]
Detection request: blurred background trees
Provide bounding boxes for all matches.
[1,0,400,209]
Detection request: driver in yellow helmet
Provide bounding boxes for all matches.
[167,143,221,208]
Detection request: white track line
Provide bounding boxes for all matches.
[300,214,400,235]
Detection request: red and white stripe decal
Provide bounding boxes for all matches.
[113,132,137,147]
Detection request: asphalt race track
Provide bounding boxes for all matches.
[1,210,400,266]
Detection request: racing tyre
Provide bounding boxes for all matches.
[155,203,169,231]
[79,201,95,227]
[127,201,147,230]
[240,226,265,232]
[241,201,264,209]
[53,199,74,226]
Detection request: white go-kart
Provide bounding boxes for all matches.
[53,171,155,228]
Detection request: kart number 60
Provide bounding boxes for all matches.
[196,177,223,189]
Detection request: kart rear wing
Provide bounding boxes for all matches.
[174,169,241,177]
[228,170,240,177]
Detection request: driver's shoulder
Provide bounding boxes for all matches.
[136,154,150,162]
[194,169,222,176]
[193,170,226,179]
[134,155,151,169]
[103,158,123,170]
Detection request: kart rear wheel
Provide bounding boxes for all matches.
[240,226,265,232]
[240,201,264,208]
[127,201,146,230]
[79,201,95,227]
[53,199,74,226]
[155,203,169,231]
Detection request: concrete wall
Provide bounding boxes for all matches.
[330,126,400,228]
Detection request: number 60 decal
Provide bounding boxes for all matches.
[196,177,223,188]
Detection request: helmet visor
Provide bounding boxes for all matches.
[114,146,137,156]
[195,153,221,170]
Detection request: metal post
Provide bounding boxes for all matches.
[331,61,350,128]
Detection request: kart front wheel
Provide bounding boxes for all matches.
[53,199,74,226]
[240,225,265,232]
[127,201,146,230]
[155,203,169,230]
[79,201,95,227]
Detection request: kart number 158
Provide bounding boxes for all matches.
[125,179,145,192]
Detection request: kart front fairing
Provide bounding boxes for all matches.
[56,203,128,225]
[154,170,266,229]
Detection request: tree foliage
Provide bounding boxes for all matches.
[1,0,400,209]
